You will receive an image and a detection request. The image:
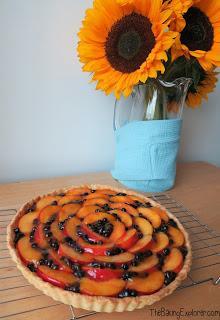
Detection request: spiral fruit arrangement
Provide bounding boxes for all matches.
[8,185,191,310]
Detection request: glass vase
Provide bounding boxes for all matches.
[112,78,191,192]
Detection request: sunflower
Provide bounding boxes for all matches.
[78,0,177,99]
[186,69,218,108]
[171,0,220,70]
[163,0,194,32]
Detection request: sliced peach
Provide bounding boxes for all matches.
[138,207,161,228]
[36,196,61,210]
[66,187,91,196]
[129,255,159,273]
[96,252,134,266]
[151,207,169,223]
[59,203,81,221]
[168,226,185,248]
[78,238,114,255]
[80,278,125,296]
[84,198,109,207]
[109,221,126,242]
[18,211,39,234]
[100,189,118,195]
[76,205,103,219]
[50,220,65,242]
[162,248,183,273]
[34,224,49,249]
[48,249,72,273]
[109,203,139,216]
[17,236,42,264]
[58,243,93,264]
[83,212,115,225]
[37,265,77,288]
[64,217,81,240]
[110,195,134,204]
[80,224,108,242]
[116,229,139,250]
[58,195,82,206]
[84,193,109,200]
[39,205,61,224]
[151,232,169,253]
[128,235,153,253]
[109,209,133,228]
[83,267,123,281]
[133,217,153,235]
[127,271,164,294]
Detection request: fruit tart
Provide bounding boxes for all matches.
[7,185,191,312]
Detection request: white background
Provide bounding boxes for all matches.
[0,0,219,183]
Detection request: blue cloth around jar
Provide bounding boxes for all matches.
[111,119,182,193]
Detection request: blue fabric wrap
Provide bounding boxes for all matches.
[111,119,182,192]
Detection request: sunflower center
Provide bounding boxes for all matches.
[105,12,155,73]
[118,30,142,60]
[180,7,214,52]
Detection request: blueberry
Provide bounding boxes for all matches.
[179,246,188,258]
[121,264,129,270]
[118,289,137,298]
[65,283,80,293]
[31,243,38,248]
[14,228,20,233]
[164,271,177,285]
[51,264,59,270]
[122,272,137,280]
[162,248,170,256]
[27,263,36,272]
[169,239,174,245]
[89,262,103,268]
[45,232,53,238]
[39,259,46,265]
[106,247,124,256]
[51,201,58,206]
[104,263,116,269]
[169,219,178,228]
[121,208,127,212]
[74,270,85,278]
[91,190,96,193]
[116,192,127,196]
[46,259,53,267]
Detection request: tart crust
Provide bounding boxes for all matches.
[7,184,192,313]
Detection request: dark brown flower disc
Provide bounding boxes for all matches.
[105,13,155,73]
[180,7,214,52]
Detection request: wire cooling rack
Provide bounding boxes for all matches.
[0,194,219,320]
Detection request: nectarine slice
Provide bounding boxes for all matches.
[39,205,61,224]
[129,255,159,273]
[18,211,39,234]
[84,193,109,201]
[78,238,114,255]
[66,187,91,196]
[48,249,72,273]
[58,195,82,206]
[83,267,123,281]
[58,243,93,264]
[76,205,103,219]
[83,212,115,225]
[109,209,133,228]
[151,232,169,253]
[116,229,138,250]
[162,248,183,273]
[17,236,42,264]
[168,226,185,248]
[151,207,169,223]
[96,252,134,265]
[133,217,153,235]
[128,235,153,253]
[127,271,164,294]
[84,198,109,207]
[138,207,161,228]
[59,203,81,222]
[110,195,134,204]
[109,221,126,242]
[37,265,77,288]
[109,203,139,216]
[34,224,49,249]
[80,278,125,296]
[64,217,81,240]
[50,220,65,242]
[36,196,61,210]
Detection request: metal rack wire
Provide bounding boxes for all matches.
[0,194,219,320]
